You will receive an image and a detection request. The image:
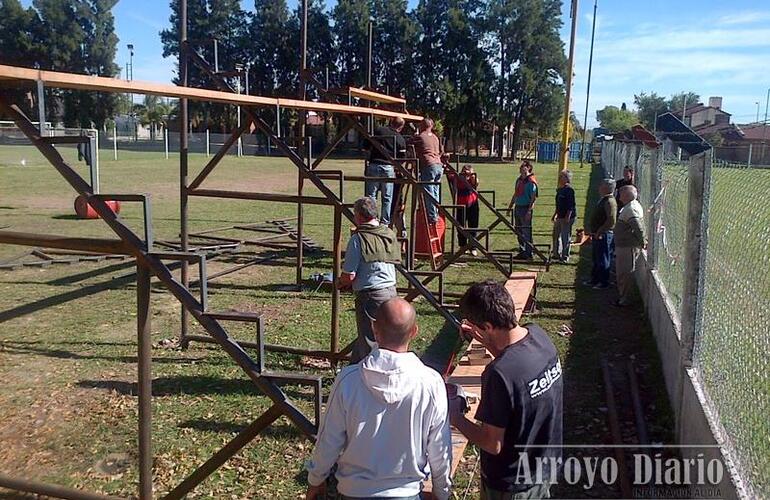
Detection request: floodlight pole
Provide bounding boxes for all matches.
[559,0,579,171]
[179,0,190,348]
[579,0,597,168]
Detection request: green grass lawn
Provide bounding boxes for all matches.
[0,145,675,498]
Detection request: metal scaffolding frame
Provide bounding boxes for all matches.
[0,1,549,497]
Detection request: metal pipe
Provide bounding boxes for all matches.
[164,405,283,500]
[0,230,133,255]
[627,360,649,445]
[0,474,122,500]
[600,359,633,498]
[579,0,597,168]
[136,263,153,499]
[179,0,190,348]
[331,207,342,354]
[558,0,579,171]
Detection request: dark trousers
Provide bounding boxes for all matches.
[457,201,480,247]
[591,232,614,286]
[514,205,533,257]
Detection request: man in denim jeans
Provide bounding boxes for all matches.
[364,118,406,226]
[409,118,445,224]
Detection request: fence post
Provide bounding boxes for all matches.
[676,150,712,437]
[164,127,169,160]
[648,148,662,270]
[113,124,118,161]
[747,143,752,168]
[206,130,210,157]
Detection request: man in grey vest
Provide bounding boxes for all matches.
[339,197,401,363]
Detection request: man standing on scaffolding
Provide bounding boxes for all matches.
[409,118,447,226]
[364,117,406,226]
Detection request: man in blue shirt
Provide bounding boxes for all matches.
[551,169,577,263]
[339,197,401,363]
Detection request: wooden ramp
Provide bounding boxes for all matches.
[423,271,537,496]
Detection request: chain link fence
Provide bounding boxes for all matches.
[601,138,768,498]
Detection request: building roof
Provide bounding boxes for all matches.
[673,103,731,118]
[693,122,743,141]
[736,123,770,141]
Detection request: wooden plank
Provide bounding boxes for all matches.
[347,87,407,105]
[424,272,538,493]
[0,64,422,121]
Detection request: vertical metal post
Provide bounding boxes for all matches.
[236,76,242,158]
[579,0,597,168]
[206,129,210,157]
[213,38,219,73]
[331,206,342,355]
[179,0,190,348]
[367,20,374,134]
[164,127,169,159]
[36,80,46,136]
[113,124,118,160]
[296,0,308,288]
[409,164,418,270]
[747,143,752,168]
[559,0,578,171]
[136,262,153,499]
[676,151,712,440]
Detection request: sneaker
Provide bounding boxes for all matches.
[592,283,609,290]
[611,299,629,307]
[581,279,596,287]
[471,249,479,256]
[560,257,570,264]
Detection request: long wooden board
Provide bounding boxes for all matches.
[0,64,422,121]
[348,87,407,105]
[423,272,537,496]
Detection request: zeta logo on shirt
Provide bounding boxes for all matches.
[528,359,562,399]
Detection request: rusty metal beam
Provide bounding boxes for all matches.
[0,230,132,255]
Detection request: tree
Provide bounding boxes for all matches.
[250,0,294,96]
[668,91,700,115]
[0,0,42,119]
[161,0,249,131]
[332,0,370,87]
[134,95,172,140]
[370,0,417,97]
[596,105,637,132]
[487,0,567,156]
[634,92,667,130]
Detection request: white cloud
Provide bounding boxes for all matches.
[718,11,770,26]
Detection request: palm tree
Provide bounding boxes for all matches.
[134,95,172,140]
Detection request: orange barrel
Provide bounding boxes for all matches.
[74,195,121,219]
[414,210,445,258]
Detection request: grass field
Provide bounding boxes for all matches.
[0,145,674,498]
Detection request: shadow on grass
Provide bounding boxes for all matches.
[178,418,301,437]
[77,375,319,402]
[0,340,218,365]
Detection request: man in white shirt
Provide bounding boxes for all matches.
[305,298,452,499]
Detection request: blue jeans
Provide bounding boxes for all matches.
[419,163,443,223]
[365,162,395,225]
[551,217,575,260]
[591,231,614,286]
[514,205,533,258]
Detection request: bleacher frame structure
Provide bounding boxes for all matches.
[0,1,548,497]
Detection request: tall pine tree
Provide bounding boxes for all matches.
[332,0,370,87]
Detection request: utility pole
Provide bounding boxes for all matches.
[559,0,579,171]
[579,0,597,168]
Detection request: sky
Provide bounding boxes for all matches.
[24,0,770,129]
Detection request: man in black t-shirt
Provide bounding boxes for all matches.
[450,281,563,499]
[363,117,407,226]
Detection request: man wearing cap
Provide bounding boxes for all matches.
[339,197,401,363]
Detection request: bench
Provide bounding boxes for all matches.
[422,271,537,496]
